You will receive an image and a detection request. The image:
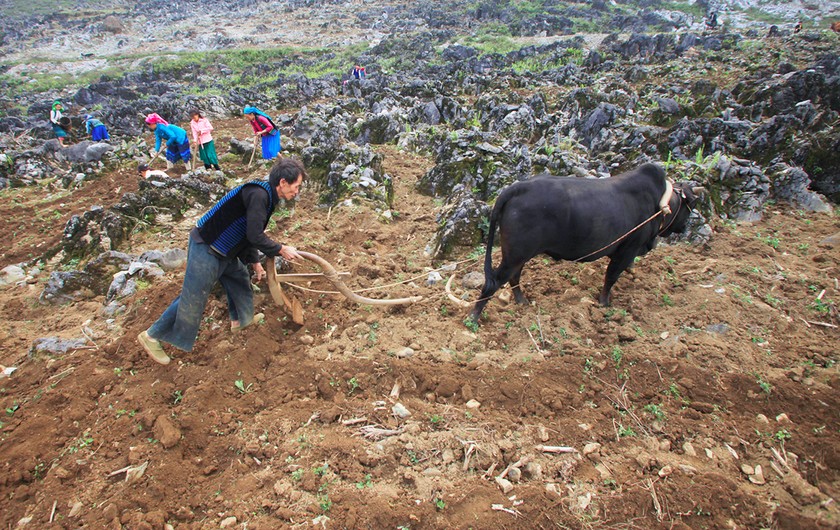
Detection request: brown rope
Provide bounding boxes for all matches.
[570,210,664,263]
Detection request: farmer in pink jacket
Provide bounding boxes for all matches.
[189,109,221,171]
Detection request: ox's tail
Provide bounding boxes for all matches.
[483,185,517,279]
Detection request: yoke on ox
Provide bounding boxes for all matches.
[468,163,701,322]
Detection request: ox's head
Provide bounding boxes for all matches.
[659,182,704,236]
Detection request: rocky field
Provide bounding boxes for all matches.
[0,1,838,529]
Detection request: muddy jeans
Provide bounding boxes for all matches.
[147,235,255,352]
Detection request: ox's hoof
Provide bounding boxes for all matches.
[598,295,611,307]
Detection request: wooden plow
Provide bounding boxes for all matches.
[265,251,422,325]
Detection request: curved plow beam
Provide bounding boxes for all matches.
[445,274,472,308]
[298,251,422,306]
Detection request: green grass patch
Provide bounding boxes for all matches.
[458,23,523,56]
[661,1,705,19]
[740,7,788,25]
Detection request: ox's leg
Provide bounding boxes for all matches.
[508,264,529,305]
[599,253,637,306]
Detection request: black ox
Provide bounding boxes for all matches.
[469,163,701,322]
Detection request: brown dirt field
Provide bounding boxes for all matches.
[0,122,838,529]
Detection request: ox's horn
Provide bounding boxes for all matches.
[659,180,674,215]
[691,186,708,196]
[445,274,472,308]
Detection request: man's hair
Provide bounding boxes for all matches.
[269,158,307,188]
[138,163,149,173]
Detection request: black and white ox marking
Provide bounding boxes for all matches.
[469,163,701,322]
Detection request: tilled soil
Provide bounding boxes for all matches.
[0,129,838,529]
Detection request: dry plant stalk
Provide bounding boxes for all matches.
[358,425,402,440]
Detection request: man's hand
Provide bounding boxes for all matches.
[251,262,266,282]
[279,245,301,262]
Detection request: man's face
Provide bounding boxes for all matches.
[277,174,303,200]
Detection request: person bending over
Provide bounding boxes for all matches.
[138,157,307,365]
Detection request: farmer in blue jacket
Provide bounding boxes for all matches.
[145,113,192,171]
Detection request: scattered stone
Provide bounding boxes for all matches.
[658,465,674,478]
[422,467,441,476]
[819,232,840,248]
[583,442,602,459]
[299,335,314,345]
[705,323,729,335]
[704,448,715,459]
[30,337,88,358]
[775,413,790,423]
[756,414,770,424]
[495,476,514,494]
[678,464,697,476]
[461,271,485,289]
[442,448,455,464]
[68,502,83,518]
[683,442,697,457]
[749,465,766,485]
[153,415,182,449]
[523,462,543,481]
[465,399,481,409]
[576,493,592,512]
[537,425,550,442]
[740,463,755,476]
[16,516,32,526]
[545,483,561,497]
[392,403,411,418]
[219,516,237,528]
[396,347,415,358]
[0,265,26,286]
[594,463,612,479]
[507,467,522,483]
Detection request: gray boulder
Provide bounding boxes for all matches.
[55,141,114,163]
[30,337,89,358]
[102,15,125,34]
[768,164,831,212]
[140,248,188,270]
[353,111,405,145]
[427,193,491,259]
[39,271,96,305]
[320,144,392,210]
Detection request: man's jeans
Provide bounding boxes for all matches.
[148,235,255,352]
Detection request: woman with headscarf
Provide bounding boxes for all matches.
[189,109,221,171]
[243,106,281,160]
[145,113,192,171]
[84,114,110,142]
[50,100,68,147]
